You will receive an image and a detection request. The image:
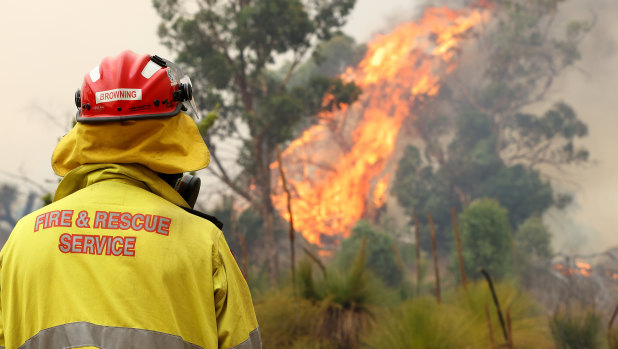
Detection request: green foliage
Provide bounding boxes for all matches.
[393,114,554,255]
[197,103,219,134]
[285,34,366,87]
[394,103,558,255]
[336,220,403,286]
[482,165,553,226]
[550,306,604,349]
[392,145,457,253]
[515,215,552,259]
[512,214,553,285]
[235,0,314,54]
[458,198,512,280]
[446,111,502,190]
[507,102,590,167]
[154,0,360,143]
[256,89,306,144]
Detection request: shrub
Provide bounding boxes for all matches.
[458,198,513,280]
[336,220,403,286]
[452,281,554,349]
[515,215,552,259]
[254,289,326,348]
[514,215,553,285]
[297,237,388,348]
[550,305,603,349]
[362,297,476,348]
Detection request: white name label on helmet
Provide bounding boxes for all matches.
[95,89,142,104]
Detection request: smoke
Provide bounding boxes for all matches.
[425,0,618,254]
[540,0,618,253]
[380,0,618,254]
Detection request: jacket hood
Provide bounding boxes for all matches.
[51,112,209,176]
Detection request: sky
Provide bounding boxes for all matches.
[1,0,617,253]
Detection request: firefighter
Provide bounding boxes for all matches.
[0,50,261,349]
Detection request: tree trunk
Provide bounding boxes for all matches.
[254,137,279,284]
[261,198,279,284]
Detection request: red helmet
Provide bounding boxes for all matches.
[74,50,201,123]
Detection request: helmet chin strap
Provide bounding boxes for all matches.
[158,173,201,209]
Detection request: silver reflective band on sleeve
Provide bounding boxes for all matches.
[229,327,261,349]
[18,322,203,349]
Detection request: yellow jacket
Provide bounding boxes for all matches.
[0,164,260,349]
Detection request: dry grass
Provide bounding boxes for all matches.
[452,282,554,349]
[363,281,553,349]
[608,328,618,349]
[362,296,476,348]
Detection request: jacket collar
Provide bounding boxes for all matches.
[53,163,190,209]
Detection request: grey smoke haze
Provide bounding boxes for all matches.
[535,0,618,253]
[382,0,618,254]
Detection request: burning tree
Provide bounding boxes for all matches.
[263,0,591,263]
[153,0,361,282]
[271,5,489,249]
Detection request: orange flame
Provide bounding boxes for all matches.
[272,7,488,246]
[576,261,591,277]
[373,174,390,208]
[554,260,593,277]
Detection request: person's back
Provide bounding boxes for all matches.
[0,51,260,349]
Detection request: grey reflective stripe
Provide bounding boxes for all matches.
[229,327,261,349]
[19,322,203,349]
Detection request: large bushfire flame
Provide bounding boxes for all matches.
[272,6,488,246]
